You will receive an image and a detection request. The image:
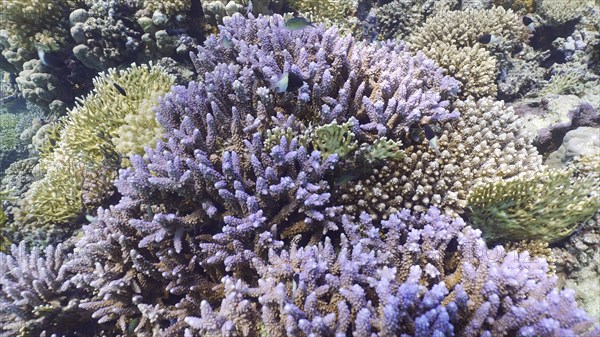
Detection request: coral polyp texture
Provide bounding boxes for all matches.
[409,6,529,52]
[336,97,543,218]
[1,12,599,337]
[419,42,498,98]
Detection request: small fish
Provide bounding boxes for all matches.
[477,34,502,45]
[292,273,300,294]
[272,71,304,93]
[522,16,536,32]
[423,125,440,156]
[221,35,233,49]
[409,128,421,143]
[113,82,127,96]
[285,17,314,31]
[85,214,98,223]
[127,317,140,335]
[246,0,253,15]
[37,48,64,68]
[333,170,362,187]
[165,28,187,35]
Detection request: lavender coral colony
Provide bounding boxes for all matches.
[0,1,599,337]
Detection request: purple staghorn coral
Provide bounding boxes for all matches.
[184,208,600,337]
[2,13,599,337]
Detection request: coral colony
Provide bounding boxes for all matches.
[0,1,599,337]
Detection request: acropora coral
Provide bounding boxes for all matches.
[0,10,599,337]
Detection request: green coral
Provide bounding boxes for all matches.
[538,71,583,96]
[362,137,404,163]
[17,63,174,227]
[265,127,296,152]
[308,121,357,159]
[466,169,600,244]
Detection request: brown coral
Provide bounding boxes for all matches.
[335,97,543,219]
[420,42,498,98]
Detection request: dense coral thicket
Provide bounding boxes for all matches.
[0,13,598,337]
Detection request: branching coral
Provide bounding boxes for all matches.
[2,13,599,337]
[376,0,424,40]
[409,6,530,53]
[288,0,355,27]
[0,241,104,336]
[15,63,174,229]
[336,97,543,218]
[184,209,600,336]
[536,0,589,25]
[467,168,600,244]
[0,0,77,60]
[420,42,498,98]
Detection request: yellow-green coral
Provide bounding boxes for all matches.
[538,71,583,96]
[19,63,174,226]
[53,63,173,168]
[288,0,355,28]
[16,156,85,226]
[308,121,357,159]
[420,42,498,99]
[467,168,600,244]
[0,0,80,55]
[113,93,166,161]
[363,137,404,163]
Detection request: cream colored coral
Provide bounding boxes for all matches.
[409,6,530,51]
[143,0,191,16]
[537,0,588,25]
[420,42,498,98]
[338,98,543,218]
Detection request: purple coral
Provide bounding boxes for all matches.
[184,208,600,337]
[2,13,598,337]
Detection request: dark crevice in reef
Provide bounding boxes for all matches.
[530,19,579,68]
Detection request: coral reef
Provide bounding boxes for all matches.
[409,6,529,52]
[15,59,69,115]
[336,97,543,218]
[376,0,423,40]
[1,9,599,337]
[537,0,589,25]
[466,168,600,244]
[0,112,24,171]
[14,63,174,231]
[0,241,106,336]
[420,42,498,98]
